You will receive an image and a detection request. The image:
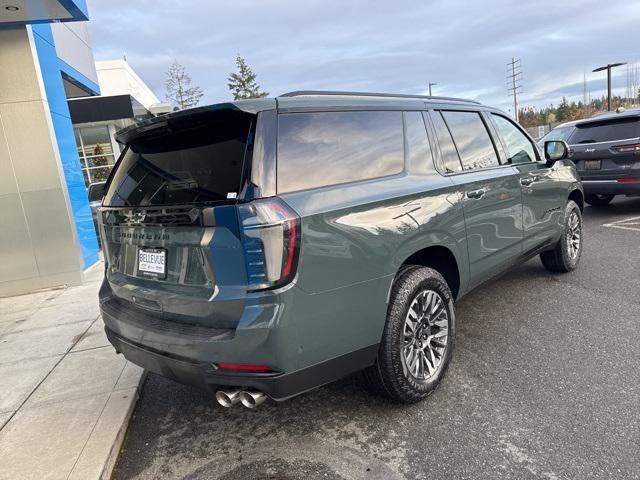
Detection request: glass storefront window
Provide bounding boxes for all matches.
[74,125,119,187]
[87,166,112,183]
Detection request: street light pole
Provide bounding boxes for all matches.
[592,62,626,111]
[428,82,437,96]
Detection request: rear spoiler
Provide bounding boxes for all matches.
[575,113,640,129]
[115,100,276,145]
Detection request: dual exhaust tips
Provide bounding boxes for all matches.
[215,389,267,409]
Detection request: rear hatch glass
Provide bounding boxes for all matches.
[104,108,254,207]
[568,118,640,144]
[99,107,256,329]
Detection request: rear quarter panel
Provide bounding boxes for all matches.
[279,172,468,365]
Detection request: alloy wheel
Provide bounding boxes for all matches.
[401,289,449,381]
[566,211,581,259]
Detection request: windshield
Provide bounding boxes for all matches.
[568,118,640,144]
[104,112,254,207]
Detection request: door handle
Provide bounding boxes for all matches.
[466,189,485,199]
[520,176,537,186]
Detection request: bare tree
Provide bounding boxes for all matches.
[165,61,203,110]
[227,55,268,100]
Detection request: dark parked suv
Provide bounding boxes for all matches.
[544,109,640,206]
[97,91,584,408]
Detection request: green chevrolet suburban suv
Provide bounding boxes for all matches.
[98,91,583,408]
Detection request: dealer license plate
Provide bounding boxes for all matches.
[137,248,166,279]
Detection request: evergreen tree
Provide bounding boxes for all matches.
[227,55,268,100]
[556,97,571,121]
[165,61,204,110]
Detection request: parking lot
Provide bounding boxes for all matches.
[113,197,640,480]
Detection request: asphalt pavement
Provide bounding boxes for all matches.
[113,196,640,480]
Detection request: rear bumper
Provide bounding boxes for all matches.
[582,179,640,196]
[99,275,386,401]
[105,327,377,401]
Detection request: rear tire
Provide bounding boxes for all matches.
[540,200,583,273]
[585,194,615,207]
[363,266,455,403]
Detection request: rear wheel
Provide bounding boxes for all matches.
[585,194,615,207]
[363,266,455,403]
[540,200,583,273]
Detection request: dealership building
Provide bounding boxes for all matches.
[0,1,163,296]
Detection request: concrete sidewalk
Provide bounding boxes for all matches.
[0,264,144,480]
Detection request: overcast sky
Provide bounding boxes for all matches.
[88,0,640,113]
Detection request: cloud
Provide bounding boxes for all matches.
[87,0,640,113]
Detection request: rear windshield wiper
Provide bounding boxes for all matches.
[577,140,597,144]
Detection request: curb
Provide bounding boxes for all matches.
[100,370,148,480]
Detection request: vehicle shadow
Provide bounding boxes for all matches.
[581,195,640,219]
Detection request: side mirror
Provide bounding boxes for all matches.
[87,181,107,203]
[544,140,569,164]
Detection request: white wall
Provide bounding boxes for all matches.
[51,21,98,86]
[95,59,160,110]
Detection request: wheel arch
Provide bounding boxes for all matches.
[399,245,461,300]
[568,188,584,211]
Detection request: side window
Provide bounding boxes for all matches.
[492,114,537,164]
[277,111,404,193]
[441,111,500,171]
[404,111,434,174]
[431,111,462,173]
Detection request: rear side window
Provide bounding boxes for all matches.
[568,118,640,144]
[441,111,499,171]
[492,114,537,164]
[104,112,253,206]
[431,111,462,173]
[277,111,404,193]
[404,111,434,174]
[542,126,574,142]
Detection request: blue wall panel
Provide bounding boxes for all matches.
[31,23,99,268]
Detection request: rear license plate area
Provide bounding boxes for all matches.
[137,248,166,279]
[584,160,601,170]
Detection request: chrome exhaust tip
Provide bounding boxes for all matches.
[239,390,267,409]
[215,389,242,408]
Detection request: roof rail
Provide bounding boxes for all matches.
[279,90,481,105]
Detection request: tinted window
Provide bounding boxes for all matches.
[104,114,253,206]
[442,111,499,171]
[277,111,404,193]
[541,126,574,142]
[568,118,640,144]
[492,114,537,164]
[431,111,462,173]
[404,112,434,174]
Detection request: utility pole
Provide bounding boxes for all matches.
[428,82,437,96]
[507,58,522,122]
[592,62,626,111]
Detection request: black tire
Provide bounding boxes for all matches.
[585,194,615,207]
[363,266,456,403]
[540,200,583,273]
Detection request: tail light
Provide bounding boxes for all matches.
[216,363,275,373]
[237,198,300,291]
[617,177,640,183]
[610,143,640,153]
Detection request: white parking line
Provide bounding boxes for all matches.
[602,215,640,232]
